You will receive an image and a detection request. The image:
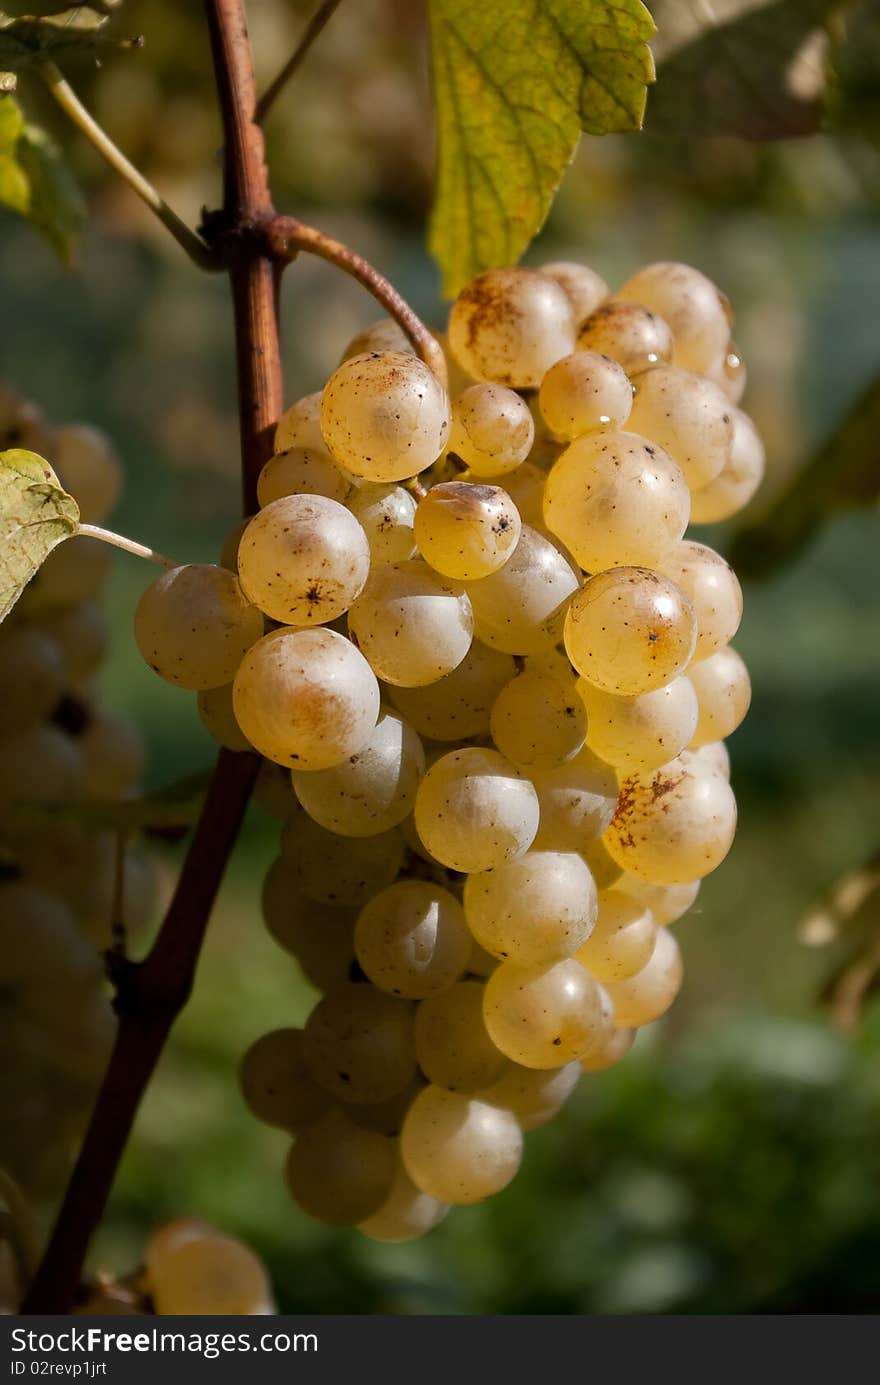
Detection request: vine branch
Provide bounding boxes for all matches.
[255,0,345,125]
[266,214,448,386]
[22,0,284,1313]
[39,60,219,271]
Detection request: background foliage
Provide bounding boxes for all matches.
[1,0,879,1312]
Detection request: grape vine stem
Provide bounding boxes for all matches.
[39,60,219,272]
[255,0,345,125]
[77,523,178,570]
[265,214,448,387]
[22,0,283,1313]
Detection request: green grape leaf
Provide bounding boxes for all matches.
[648,0,839,140]
[0,448,79,623]
[428,0,656,296]
[0,94,84,259]
[8,769,213,833]
[729,374,880,578]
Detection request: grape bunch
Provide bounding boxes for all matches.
[133,258,762,1241]
[0,385,158,1203]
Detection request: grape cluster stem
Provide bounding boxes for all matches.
[22,0,282,1313]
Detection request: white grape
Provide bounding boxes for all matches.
[321,351,450,482]
[55,424,122,524]
[348,559,473,687]
[274,391,324,452]
[413,746,539,874]
[285,1108,396,1226]
[347,483,417,564]
[577,300,673,375]
[540,261,608,324]
[0,725,85,819]
[389,640,515,741]
[233,626,379,769]
[712,344,747,404]
[279,815,404,908]
[576,889,656,981]
[605,752,738,884]
[401,1086,523,1204]
[0,626,66,732]
[302,980,416,1105]
[490,669,586,770]
[628,365,734,490]
[530,747,618,852]
[579,675,699,772]
[342,318,414,361]
[448,267,575,387]
[197,683,252,752]
[415,481,521,579]
[239,1028,332,1132]
[564,568,697,696]
[414,980,508,1092]
[481,1059,581,1130]
[237,494,369,626]
[543,430,690,572]
[467,524,579,655]
[354,879,471,998]
[134,563,263,691]
[148,1230,273,1315]
[580,1025,635,1071]
[261,858,357,991]
[81,710,144,799]
[292,709,423,837]
[483,958,604,1068]
[256,446,351,507]
[603,926,683,1027]
[499,461,546,526]
[617,875,701,926]
[688,646,751,745]
[539,351,633,441]
[659,541,743,661]
[448,383,534,475]
[618,261,732,374]
[358,1159,448,1243]
[36,601,107,686]
[689,407,765,523]
[463,851,598,964]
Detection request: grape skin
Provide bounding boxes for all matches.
[237,494,370,626]
[627,365,734,490]
[401,1086,523,1204]
[448,383,534,475]
[602,926,683,1027]
[354,879,472,998]
[467,524,580,655]
[540,261,608,325]
[256,445,351,507]
[480,1059,581,1131]
[578,675,699,773]
[303,982,417,1105]
[689,407,765,523]
[347,483,417,564]
[321,350,450,482]
[414,980,508,1092]
[565,567,697,697]
[530,747,618,853]
[413,746,539,874]
[617,261,732,375]
[605,753,738,884]
[348,559,474,687]
[483,958,604,1069]
[415,481,521,580]
[389,640,515,741]
[688,646,752,745]
[576,889,656,981]
[134,563,263,691]
[285,1108,396,1226]
[279,814,404,908]
[292,709,424,837]
[239,1028,331,1132]
[577,300,673,375]
[659,541,743,662]
[538,350,633,441]
[463,851,598,965]
[490,669,586,770]
[358,1158,448,1243]
[448,267,575,388]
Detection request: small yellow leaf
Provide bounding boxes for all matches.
[0,448,80,624]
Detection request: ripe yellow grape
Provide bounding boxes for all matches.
[347,482,417,564]
[149,1232,274,1315]
[302,981,416,1104]
[280,815,404,908]
[348,560,473,687]
[576,889,656,981]
[55,423,122,524]
[463,851,598,964]
[500,460,546,526]
[256,445,351,507]
[448,383,534,475]
[285,1108,396,1226]
[577,300,673,374]
[467,524,580,655]
[253,760,300,819]
[628,365,734,490]
[618,261,732,374]
[540,261,608,325]
[342,318,414,361]
[0,724,85,819]
[480,1059,581,1130]
[292,709,424,837]
[233,626,379,770]
[605,753,738,883]
[0,626,66,732]
[274,390,324,452]
[414,980,508,1092]
[413,746,539,874]
[197,683,252,752]
[603,926,683,1027]
[483,958,604,1068]
[321,350,450,481]
[580,1025,635,1072]
[358,1158,448,1243]
[261,857,357,991]
[237,494,369,625]
[389,640,515,741]
[134,563,263,691]
[239,1028,332,1132]
[659,541,743,661]
[688,646,752,745]
[415,481,521,580]
[80,710,144,799]
[354,879,472,998]
[617,875,701,926]
[344,1077,424,1137]
[713,343,747,404]
[543,430,690,572]
[539,351,633,441]
[691,740,731,780]
[401,1086,523,1204]
[490,670,586,770]
[579,675,699,772]
[564,568,697,696]
[688,408,764,523]
[447,267,575,387]
[530,747,618,852]
[582,834,624,890]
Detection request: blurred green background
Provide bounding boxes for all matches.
[2,0,879,1314]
